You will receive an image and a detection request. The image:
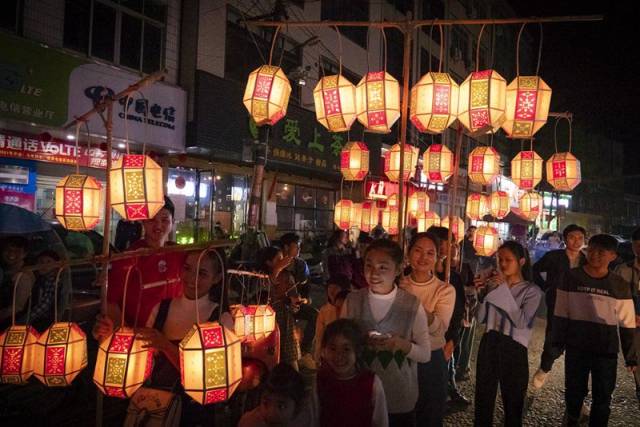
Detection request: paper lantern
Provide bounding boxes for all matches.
[473,226,500,257]
[334,199,353,230]
[458,70,507,133]
[243,65,291,126]
[384,143,419,182]
[466,193,489,220]
[360,201,379,233]
[350,203,363,229]
[0,325,38,384]
[34,322,87,386]
[179,322,242,405]
[314,74,357,132]
[423,144,454,183]
[410,72,460,134]
[511,151,543,190]
[468,146,500,185]
[489,191,510,219]
[55,174,102,230]
[242,305,277,343]
[408,191,430,216]
[502,76,552,138]
[518,191,543,221]
[416,211,440,232]
[356,71,400,133]
[546,152,582,192]
[387,193,399,208]
[110,154,164,220]
[341,141,369,181]
[93,327,153,398]
[382,206,399,235]
[441,216,465,242]
[230,305,248,341]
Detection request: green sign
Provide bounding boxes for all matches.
[0,33,85,127]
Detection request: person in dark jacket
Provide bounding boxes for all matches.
[531,224,586,389]
[323,230,353,281]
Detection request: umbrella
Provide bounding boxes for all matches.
[0,203,52,234]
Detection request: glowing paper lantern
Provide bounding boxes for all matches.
[468,146,500,185]
[502,76,552,138]
[93,327,153,398]
[382,206,399,235]
[387,193,399,208]
[341,141,369,181]
[230,305,248,341]
[360,201,379,233]
[243,305,276,343]
[473,226,500,257]
[350,203,363,229]
[546,152,581,192]
[410,72,460,134]
[314,74,357,132]
[416,211,440,232]
[518,191,543,221]
[408,191,430,216]
[110,154,164,220]
[466,193,489,221]
[458,70,507,133]
[55,174,102,230]
[441,216,465,242]
[384,143,419,182]
[256,305,276,338]
[179,322,242,405]
[511,151,543,190]
[423,144,454,184]
[0,325,38,384]
[34,322,87,387]
[334,199,353,230]
[489,191,510,219]
[355,71,401,133]
[243,65,291,126]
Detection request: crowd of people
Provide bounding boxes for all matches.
[1,197,639,427]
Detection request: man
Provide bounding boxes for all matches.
[614,228,640,405]
[553,234,637,426]
[461,226,478,272]
[531,224,586,389]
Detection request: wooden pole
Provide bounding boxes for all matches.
[397,22,412,248]
[100,103,113,316]
[445,125,464,283]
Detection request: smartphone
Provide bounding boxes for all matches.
[368,330,391,339]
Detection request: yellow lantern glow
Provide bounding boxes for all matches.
[242,304,277,343]
[511,150,543,190]
[518,191,543,221]
[55,174,102,230]
[350,203,363,229]
[466,193,489,221]
[334,199,353,230]
[0,325,38,384]
[502,76,552,138]
[229,305,248,341]
[360,201,379,233]
[423,144,454,184]
[473,226,500,257]
[408,191,430,216]
[382,206,399,235]
[468,146,500,185]
[356,71,401,133]
[314,74,357,132]
[384,143,419,182]
[387,193,399,208]
[546,152,581,192]
[416,211,440,232]
[179,322,242,405]
[441,216,465,243]
[458,70,507,133]
[110,154,164,221]
[410,72,460,134]
[489,191,510,219]
[34,322,87,386]
[243,65,291,126]
[93,327,153,398]
[340,141,369,181]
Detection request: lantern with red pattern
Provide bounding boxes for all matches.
[466,193,489,221]
[230,305,248,341]
[34,322,87,387]
[340,141,369,181]
[473,226,500,257]
[334,199,353,230]
[410,72,460,134]
[0,325,38,384]
[350,203,363,229]
[110,154,164,220]
[384,143,419,182]
[517,191,543,221]
[489,191,510,219]
[441,216,465,242]
[511,151,543,190]
[468,146,500,185]
[502,76,552,138]
[546,152,581,192]
[382,194,399,235]
[360,201,379,233]
[458,70,507,133]
[55,174,102,230]
[423,144,454,184]
[355,71,401,133]
[408,191,430,217]
[416,211,440,232]
[314,74,357,132]
[243,65,291,126]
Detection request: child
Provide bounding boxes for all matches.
[238,363,313,427]
[315,318,388,427]
[341,239,431,427]
[0,236,35,327]
[19,250,62,331]
[314,274,351,361]
[473,241,543,427]
[553,234,637,426]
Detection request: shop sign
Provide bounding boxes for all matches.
[0,130,120,169]
[0,158,37,211]
[365,180,399,200]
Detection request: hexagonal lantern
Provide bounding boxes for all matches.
[546,152,581,192]
[458,70,507,133]
[314,74,357,132]
[416,211,440,232]
[511,150,543,190]
[55,174,102,231]
[382,206,399,235]
[518,191,543,221]
[0,325,38,384]
[34,322,87,387]
[408,191,430,217]
[441,216,465,243]
[334,199,353,230]
[423,144,454,184]
[473,225,500,257]
[355,71,401,133]
[502,76,552,138]
[489,191,511,219]
[350,203,363,229]
[360,201,379,233]
[340,141,369,181]
[410,72,460,134]
[384,143,419,182]
[468,146,500,185]
[243,65,292,126]
[466,193,489,221]
[110,154,164,221]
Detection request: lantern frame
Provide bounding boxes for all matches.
[466,193,489,221]
[441,216,465,243]
[340,141,370,181]
[503,76,552,138]
[243,64,292,126]
[458,69,507,133]
[0,325,38,384]
[360,201,379,233]
[423,144,454,184]
[546,117,581,192]
[410,72,460,134]
[384,143,419,182]
[382,206,399,235]
[489,191,511,219]
[350,202,363,229]
[314,74,357,132]
[416,211,440,233]
[518,191,543,221]
[408,191,430,217]
[34,322,88,387]
[334,199,353,230]
[473,225,500,257]
[110,154,164,221]
[55,174,102,231]
[468,146,500,185]
[511,150,543,190]
[355,71,401,133]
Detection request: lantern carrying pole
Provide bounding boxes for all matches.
[445,125,464,283]
[397,20,413,248]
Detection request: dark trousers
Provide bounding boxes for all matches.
[456,320,476,374]
[539,302,564,372]
[565,348,617,427]
[415,348,448,426]
[293,303,318,354]
[388,411,416,427]
[474,331,529,427]
[634,328,640,400]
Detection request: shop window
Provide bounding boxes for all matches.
[276,183,334,233]
[0,0,22,34]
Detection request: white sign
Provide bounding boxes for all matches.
[68,64,186,151]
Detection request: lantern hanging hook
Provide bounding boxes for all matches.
[52,266,67,323]
[475,24,486,73]
[554,114,573,153]
[334,25,343,76]
[123,94,132,155]
[10,272,25,326]
[268,25,282,65]
[83,119,94,176]
[516,23,544,77]
[73,121,81,175]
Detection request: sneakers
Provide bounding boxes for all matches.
[532,368,550,389]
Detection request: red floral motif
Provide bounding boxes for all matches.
[470,109,489,129]
[340,151,350,169]
[430,144,443,153]
[123,155,145,168]
[125,204,150,220]
[515,90,538,120]
[253,75,274,99]
[1,348,22,374]
[367,71,385,81]
[109,334,134,354]
[472,70,492,80]
[429,172,443,181]
[106,387,127,398]
[205,389,227,404]
[322,88,342,115]
[432,85,450,115]
[519,179,534,189]
[367,111,387,127]
[45,347,66,375]
[553,161,567,178]
[64,189,83,215]
[471,155,485,173]
[520,151,534,160]
[202,327,223,349]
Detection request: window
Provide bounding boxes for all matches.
[275,183,334,233]
[321,0,369,48]
[0,0,22,34]
[63,0,167,73]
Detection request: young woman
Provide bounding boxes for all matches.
[340,239,431,427]
[315,318,388,427]
[400,232,456,426]
[473,241,543,427]
[323,230,353,281]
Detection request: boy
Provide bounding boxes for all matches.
[553,234,637,426]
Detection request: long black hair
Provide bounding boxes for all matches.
[498,240,532,282]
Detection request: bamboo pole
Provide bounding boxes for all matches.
[445,125,464,283]
[397,22,412,248]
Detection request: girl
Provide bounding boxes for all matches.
[313,274,350,361]
[323,230,353,281]
[315,318,388,427]
[400,232,456,426]
[473,241,543,427]
[340,239,431,427]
